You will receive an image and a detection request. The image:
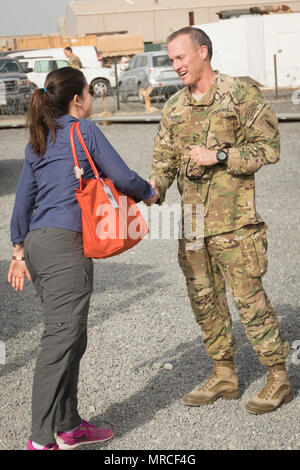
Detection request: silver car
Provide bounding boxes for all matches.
[118,51,184,102]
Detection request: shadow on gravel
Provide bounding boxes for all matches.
[0,260,166,377]
[0,159,23,196]
[89,261,166,324]
[90,304,300,445]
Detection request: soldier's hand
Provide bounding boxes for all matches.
[189,147,218,166]
[144,179,160,206]
[148,178,159,191]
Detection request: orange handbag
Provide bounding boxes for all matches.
[69,121,149,258]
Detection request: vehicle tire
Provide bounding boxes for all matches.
[91,78,110,96]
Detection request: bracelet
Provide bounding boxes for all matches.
[12,255,25,261]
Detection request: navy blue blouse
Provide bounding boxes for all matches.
[10,115,155,245]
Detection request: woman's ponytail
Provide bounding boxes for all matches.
[26,67,86,156]
[26,88,60,155]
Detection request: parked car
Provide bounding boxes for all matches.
[0,57,32,114]
[118,51,184,102]
[8,54,116,96]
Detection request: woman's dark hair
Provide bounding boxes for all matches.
[167,26,213,60]
[26,66,86,155]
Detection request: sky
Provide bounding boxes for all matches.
[0,0,92,37]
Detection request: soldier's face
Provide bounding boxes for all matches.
[168,35,206,91]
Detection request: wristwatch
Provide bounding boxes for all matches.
[216,149,228,164]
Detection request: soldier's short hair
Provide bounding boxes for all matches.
[64,46,73,53]
[167,26,213,60]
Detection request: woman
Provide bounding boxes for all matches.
[8,67,158,450]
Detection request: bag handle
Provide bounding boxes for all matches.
[69,121,102,189]
[70,121,120,209]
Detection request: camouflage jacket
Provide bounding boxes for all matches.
[150,71,280,237]
[69,54,82,70]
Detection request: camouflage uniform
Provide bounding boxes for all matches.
[68,53,82,70]
[150,72,289,367]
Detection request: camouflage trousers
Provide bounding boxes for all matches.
[178,223,289,367]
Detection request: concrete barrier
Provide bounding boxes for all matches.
[1,112,300,129]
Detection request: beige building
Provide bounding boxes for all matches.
[61,0,300,42]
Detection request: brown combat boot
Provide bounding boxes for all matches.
[246,364,292,414]
[182,360,240,406]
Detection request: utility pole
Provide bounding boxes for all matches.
[113,57,120,110]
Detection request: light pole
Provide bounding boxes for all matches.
[273,49,282,100]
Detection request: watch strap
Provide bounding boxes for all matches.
[12,255,25,261]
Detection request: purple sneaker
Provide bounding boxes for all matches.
[56,420,114,450]
[26,440,59,450]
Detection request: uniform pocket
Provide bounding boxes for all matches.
[240,229,268,278]
[206,112,237,150]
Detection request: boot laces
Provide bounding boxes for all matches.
[197,365,219,392]
[258,371,278,399]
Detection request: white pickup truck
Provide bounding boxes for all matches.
[7,48,116,96]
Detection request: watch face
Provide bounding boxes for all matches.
[218,150,227,161]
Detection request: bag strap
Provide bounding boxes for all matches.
[69,121,102,189]
[70,122,83,190]
[74,121,101,180]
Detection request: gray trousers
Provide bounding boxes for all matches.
[24,228,94,445]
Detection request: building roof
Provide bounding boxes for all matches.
[67,0,300,15]
[68,1,204,15]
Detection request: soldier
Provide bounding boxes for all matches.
[149,27,291,414]
[64,47,83,70]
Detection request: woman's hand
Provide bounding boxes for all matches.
[8,243,32,292]
[8,259,32,292]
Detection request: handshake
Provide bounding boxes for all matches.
[143,178,160,206]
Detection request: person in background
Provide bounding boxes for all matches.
[8,66,158,450]
[64,46,83,70]
[149,26,291,415]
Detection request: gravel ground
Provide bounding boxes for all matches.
[0,96,299,452]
